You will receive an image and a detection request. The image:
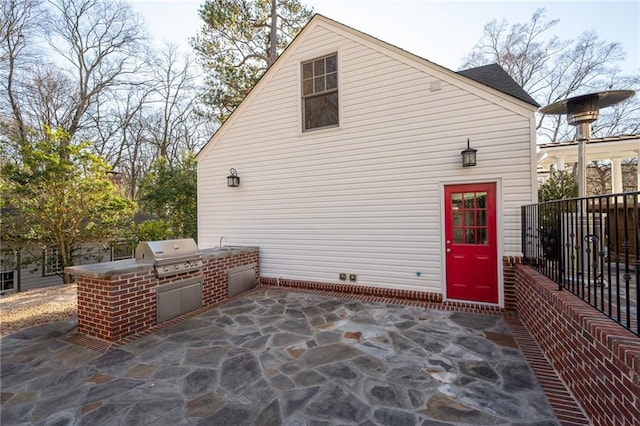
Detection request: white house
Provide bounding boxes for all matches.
[196,15,539,307]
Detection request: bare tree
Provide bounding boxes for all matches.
[109,83,155,199]
[147,43,201,161]
[120,114,154,199]
[463,9,567,98]
[44,0,147,141]
[94,43,209,197]
[89,81,152,166]
[20,65,76,132]
[1,0,149,161]
[0,0,43,146]
[2,0,210,202]
[463,8,639,142]
[590,75,640,137]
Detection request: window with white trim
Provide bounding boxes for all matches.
[1,250,17,292]
[43,247,62,276]
[302,53,338,131]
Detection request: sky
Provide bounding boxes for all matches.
[129,0,639,76]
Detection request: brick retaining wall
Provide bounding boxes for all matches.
[515,264,640,425]
[262,256,521,311]
[502,256,521,311]
[260,277,443,303]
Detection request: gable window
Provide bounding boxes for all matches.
[302,53,338,131]
[43,247,62,276]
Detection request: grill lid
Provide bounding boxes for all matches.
[135,238,203,278]
[135,238,200,263]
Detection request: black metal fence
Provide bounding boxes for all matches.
[522,191,639,335]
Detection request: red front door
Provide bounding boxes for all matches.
[444,183,498,304]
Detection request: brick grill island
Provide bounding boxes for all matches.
[66,245,259,342]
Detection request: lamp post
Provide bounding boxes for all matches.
[540,90,635,197]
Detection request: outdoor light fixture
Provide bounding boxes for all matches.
[461,139,477,167]
[227,168,240,187]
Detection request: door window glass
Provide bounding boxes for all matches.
[464,211,475,226]
[476,192,487,208]
[477,210,487,227]
[465,229,476,244]
[452,193,462,209]
[451,191,489,245]
[463,193,475,208]
[477,228,487,245]
[452,211,463,226]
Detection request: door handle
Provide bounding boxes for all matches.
[446,240,451,245]
[446,248,451,253]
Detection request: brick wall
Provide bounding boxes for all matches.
[202,250,259,305]
[260,277,443,303]
[262,256,521,309]
[515,264,640,426]
[77,269,157,341]
[502,256,521,311]
[75,249,259,342]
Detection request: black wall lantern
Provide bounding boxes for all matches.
[227,168,240,187]
[461,138,477,167]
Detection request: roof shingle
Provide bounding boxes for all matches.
[457,63,540,107]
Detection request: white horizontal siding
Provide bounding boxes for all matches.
[11,243,112,291]
[198,21,535,293]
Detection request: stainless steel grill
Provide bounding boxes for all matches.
[135,238,203,277]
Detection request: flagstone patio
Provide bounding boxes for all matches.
[1,289,567,425]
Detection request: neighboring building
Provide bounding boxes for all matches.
[0,211,158,293]
[196,15,539,307]
[0,242,133,293]
[537,135,640,195]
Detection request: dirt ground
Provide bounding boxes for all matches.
[0,284,77,336]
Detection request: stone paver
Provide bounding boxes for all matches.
[0,289,560,425]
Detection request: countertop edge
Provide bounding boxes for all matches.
[66,246,259,278]
[65,260,153,279]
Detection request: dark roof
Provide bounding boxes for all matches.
[133,212,160,225]
[457,64,540,107]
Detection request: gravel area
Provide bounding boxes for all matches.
[0,284,77,336]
